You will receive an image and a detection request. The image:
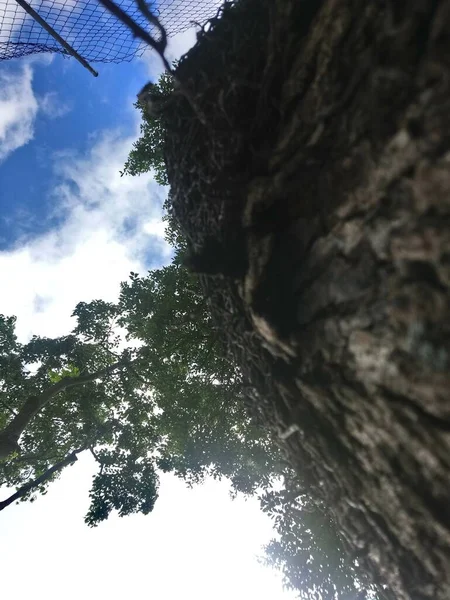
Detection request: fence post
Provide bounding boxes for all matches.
[13,0,99,77]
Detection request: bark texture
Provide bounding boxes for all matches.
[164,1,450,598]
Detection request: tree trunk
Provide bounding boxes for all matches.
[164,0,450,598]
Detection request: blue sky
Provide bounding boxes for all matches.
[0,6,297,600]
[0,50,149,247]
[0,40,172,338]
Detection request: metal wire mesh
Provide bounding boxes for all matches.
[0,0,219,63]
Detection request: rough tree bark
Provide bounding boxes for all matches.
[163,1,450,598]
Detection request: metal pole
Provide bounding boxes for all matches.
[14,0,99,77]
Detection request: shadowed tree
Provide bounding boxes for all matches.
[120,69,174,185]
[133,0,450,597]
[0,268,281,522]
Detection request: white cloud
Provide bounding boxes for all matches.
[137,0,222,74]
[139,25,202,81]
[0,126,171,341]
[0,456,295,600]
[0,65,38,162]
[0,59,67,162]
[166,27,198,64]
[38,91,72,119]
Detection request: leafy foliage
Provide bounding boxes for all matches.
[260,479,378,599]
[118,266,283,494]
[0,264,280,524]
[48,365,80,383]
[86,451,158,526]
[120,70,174,185]
[0,309,158,525]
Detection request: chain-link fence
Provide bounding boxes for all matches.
[0,0,219,64]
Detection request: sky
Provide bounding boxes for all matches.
[0,4,297,599]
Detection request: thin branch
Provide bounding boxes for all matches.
[9,453,61,464]
[135,0,167,48]
[97,0,209,126]
[89,447,100,462]
[98,339,121,361]
[0,360,124,460]
[0,445,86,511]
[89,446,106,475]
[0,399,17,417]
[123,359,152,386]
[97,0,171,72]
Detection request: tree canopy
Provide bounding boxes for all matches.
[0,264,281,525]
[0,307,159,525]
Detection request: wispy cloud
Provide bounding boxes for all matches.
[0,126,171,341]
[0,65,38,162]
[0,58,65,162]
[38,91,72,119]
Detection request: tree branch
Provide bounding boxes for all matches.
[0,361,124,460]
[0,445,86,511]
[97,0,171,72]
[0,399,17,417]
[123,358,152,386]
[97,0,209,126]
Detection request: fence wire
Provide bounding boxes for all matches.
[0,0,219,63]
